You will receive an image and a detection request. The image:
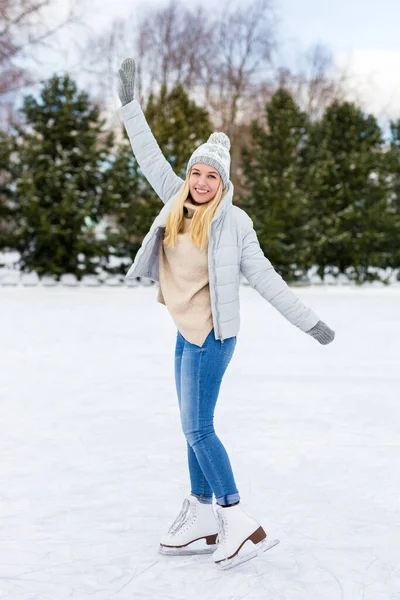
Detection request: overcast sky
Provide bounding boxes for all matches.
[278,0,400,121]
[29,0,400,124]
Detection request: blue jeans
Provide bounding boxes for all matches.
[174,328,240,506]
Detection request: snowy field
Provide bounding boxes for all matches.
[0,285,399,600]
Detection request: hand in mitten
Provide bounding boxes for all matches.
[306,320,335,345]
[117,58,136,106]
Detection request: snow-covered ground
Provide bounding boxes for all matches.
[0,286,399,600]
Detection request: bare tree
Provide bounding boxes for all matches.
[80,0,277,147]
[136,0,277,135]
[0,0,83,97]
[203,0,276,136]
[79,18,130,105]
[78,1,215,124]
[133,1,213,97]
[274,44,350,121]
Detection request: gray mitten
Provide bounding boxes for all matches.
[117,58,136,106]
[306,320,335,345]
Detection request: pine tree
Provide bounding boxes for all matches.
[0,131,15,254]
[389,119,400,217]
[240,88,312,281]
[101,134,156,273]
[11,74,114,278]
[303,101,399,283]
[385,119,400,277]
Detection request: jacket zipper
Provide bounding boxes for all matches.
[209,220,224,345]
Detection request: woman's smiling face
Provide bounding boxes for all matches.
[189,163,221,204]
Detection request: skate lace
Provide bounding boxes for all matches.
[216,509,227,544]
[168,498,191,535]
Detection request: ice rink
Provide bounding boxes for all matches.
[1,284,399,599]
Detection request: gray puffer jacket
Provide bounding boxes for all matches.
[119,99,321,344]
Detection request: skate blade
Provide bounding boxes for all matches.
[158,538,218,556]
[215,538,280,571]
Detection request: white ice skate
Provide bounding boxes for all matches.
[212,503,280,570]
[158,495,218,556]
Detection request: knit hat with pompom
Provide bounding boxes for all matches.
[186,132,231,189]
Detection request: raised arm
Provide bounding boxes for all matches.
[117,58,184,204]
[240,217,335,344]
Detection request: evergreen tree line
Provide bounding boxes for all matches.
[1,74,399,284]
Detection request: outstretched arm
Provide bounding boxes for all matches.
[240,218,335,344]
[117,58,184,204]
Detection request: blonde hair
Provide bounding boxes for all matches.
[163,168,226,251]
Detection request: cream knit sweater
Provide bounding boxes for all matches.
[157,198,213,347]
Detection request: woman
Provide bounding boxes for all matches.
[117,58,335,571]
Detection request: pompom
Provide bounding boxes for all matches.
[208,132,231,151]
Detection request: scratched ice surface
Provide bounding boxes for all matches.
[0,285,399,600]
